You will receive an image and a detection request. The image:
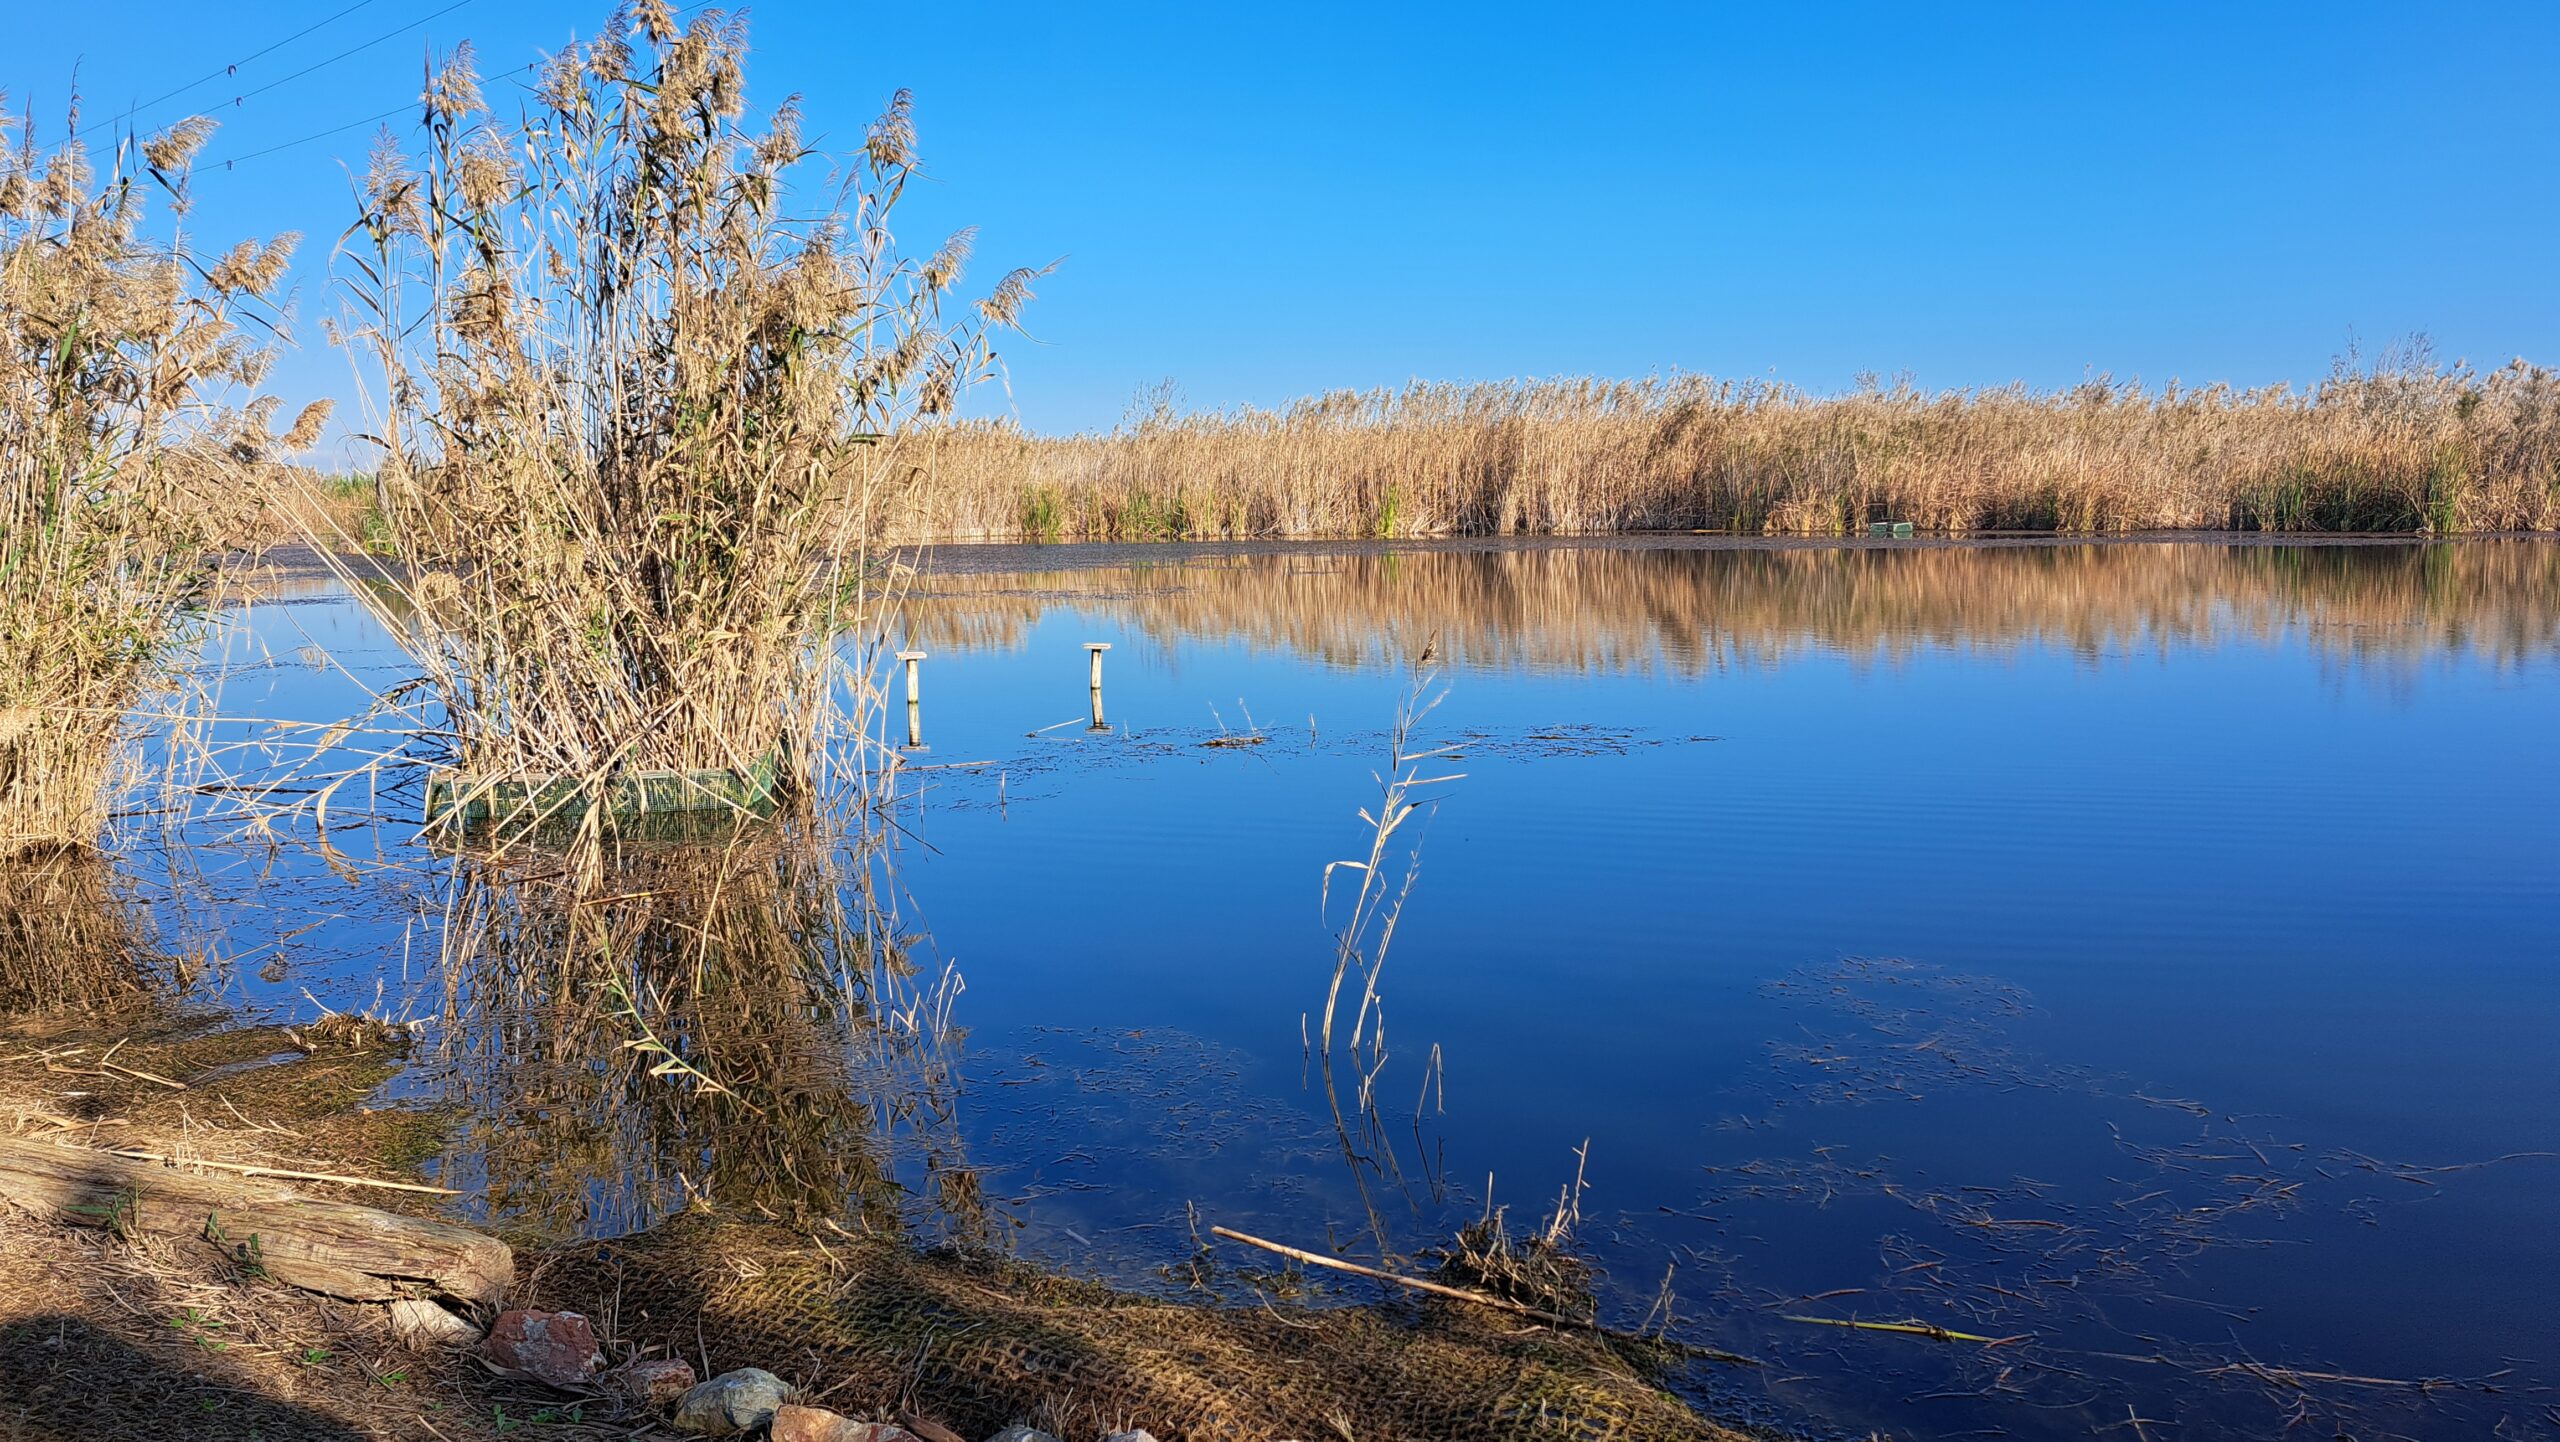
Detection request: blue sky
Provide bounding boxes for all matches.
[10,2,2557,454]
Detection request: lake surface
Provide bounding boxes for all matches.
[62,538,2560,1439]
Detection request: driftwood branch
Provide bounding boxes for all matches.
[1211,1225,1588,1325]
[0,1134,509,1307]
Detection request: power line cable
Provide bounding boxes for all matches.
[207,61,536,170]
[224,0,476,110]
[198,1,733,172]
[210,102,409,170]
[79,0,390,138]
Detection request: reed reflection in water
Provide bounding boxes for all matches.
[427,824,983,1244]
[0,855,167,1018]
[906,537,2560,676]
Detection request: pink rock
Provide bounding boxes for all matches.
[769,1406,918,1442]
[613,1355,697,1406]
[479,1308,602,1388]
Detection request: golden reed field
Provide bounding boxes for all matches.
[896,364,2560,542]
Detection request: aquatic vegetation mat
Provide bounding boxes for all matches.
[1653,955,2559,1439]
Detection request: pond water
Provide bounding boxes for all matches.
[54,538,2560,1439]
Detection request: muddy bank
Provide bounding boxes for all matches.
[0,1013,1747,1442]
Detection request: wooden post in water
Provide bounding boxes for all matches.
[1085,643,1111,731]
[897,651,926,748]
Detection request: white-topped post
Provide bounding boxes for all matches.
[897,650,926,748]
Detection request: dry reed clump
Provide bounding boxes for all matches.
[908,359,2560,542]
[0,100,328,856]
[321,4,1044,826]
[1439,1199,1598,1327]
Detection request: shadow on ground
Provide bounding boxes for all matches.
[0,1314,369,1442]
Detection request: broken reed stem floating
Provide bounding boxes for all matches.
[1212,1226,1580,1323]
[1779,1313,2027,1346]
[1210,1225,1756,1365]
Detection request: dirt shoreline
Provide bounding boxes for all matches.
[0,1011,1751,1442]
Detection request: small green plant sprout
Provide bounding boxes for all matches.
[67,1186,140,1240]
[168,1307,228,1350]
[203,1212,268,1277]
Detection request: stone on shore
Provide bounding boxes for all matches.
[769,1404,921,1442]
[611,1355,698,1407]
[478,1308,602,1387]
[673,1368,792,1435]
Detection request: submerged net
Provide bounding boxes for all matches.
[525,1218,1739,1442]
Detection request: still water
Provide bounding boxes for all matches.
[104,540,2560,1437]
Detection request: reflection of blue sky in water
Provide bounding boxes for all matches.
[110,541,2560,1441]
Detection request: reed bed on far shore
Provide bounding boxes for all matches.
[905,359,2560,542]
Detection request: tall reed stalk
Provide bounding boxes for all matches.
[0,99,325,856]
[1320,669,1462,1109]
[319,4,1041,835]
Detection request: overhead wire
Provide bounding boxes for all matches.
[204,60,533,170]
[198,0,730,172]
[224,0,476,110]
[78,0,390,138]
[84,0,477,160]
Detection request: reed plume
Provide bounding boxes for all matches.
[0,96,325,856]
[317,8,1043,836]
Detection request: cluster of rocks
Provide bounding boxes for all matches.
[474,1306,1160,1442]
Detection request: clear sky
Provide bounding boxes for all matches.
[9,1,2558,456]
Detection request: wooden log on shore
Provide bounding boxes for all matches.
[0,1134,509,1307]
